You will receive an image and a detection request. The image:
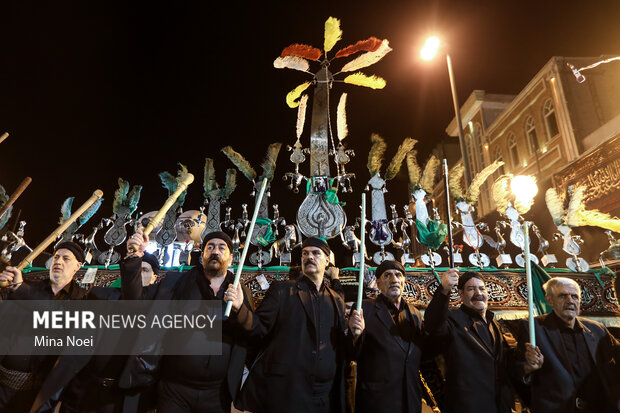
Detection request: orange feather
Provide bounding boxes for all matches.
[281,44,322,61]
[334,37,382,58]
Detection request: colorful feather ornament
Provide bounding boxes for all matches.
[296,94,309,139]
[221,169,237,200]
[576,209,620,233]
[125,185,142,216]
[281,44,322,61]
[273,56,310,73]
[335,37,383,58]
[492,175,512,215]
[344,73,386,89]
[260,143,282,182]
[324,17,342,53]
[204,158,217,196]
[0,185,13,231]
[79,198,103,226]
[336,93,348,142]
[341,40,392,73]
[385,138,417,181]
[449,164,466,202]
[466,160,504,204]
[286,82,312,108]
[221,146,257,182]
[419,156,440,193]
[406,152,421,187]
[545,187,566,226]
[59,197,74,225]
[367,133,387,176]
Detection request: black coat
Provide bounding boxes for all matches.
[518,313,620,413]
[424,291,516,413]
[232,278,348,413]
[351,297,425,413]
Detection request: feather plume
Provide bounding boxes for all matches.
[576,209,620,233]
[492,175,511,215]
[260,143,282,182]
[466,160,505,204]
[273,56,310,73]
[113,178,129,215]
[336,93,348,142]
[204,158,217,196]
[545,187,566,226]
[286,81,312,108]
[367,133,386,176]
[221,169,237,200]
[158,164,189,206]
[385,138,417,181]
[566,185,586,227]
[125,185,142,215]
[419,156,440,193]
[344,72,386,89]
[296,94,309,139]
[59,197,74,224]
[79,198,102,226]
[221,146,257,182]
[324,17,342,53]
[449,165,466,202]
[341,40,392,73]
[335,37,383,58]
[406,152,421,186]
[281,44,322,61]
[0,185,12,231]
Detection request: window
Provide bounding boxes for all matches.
[525,116,539,155]
[543,99,559,140]
[507,133,519,168]
[494,147,506,176]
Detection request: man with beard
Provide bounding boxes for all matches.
[346,260,425,413]
[519,277,620,412]
[225,237,348,413]
[0,242,90,412]
[424,270,517,413]
[121,230,254,413]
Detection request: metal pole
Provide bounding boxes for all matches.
[446,54,472,186]
[523,221,536,347]
[442,159,455,268]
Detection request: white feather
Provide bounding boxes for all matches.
[337,93,348,142]
[296,94,309,139]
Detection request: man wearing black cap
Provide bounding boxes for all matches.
[346,260,426,413]
[0,242,89,412]
[424,269,517,413]
[225,236,348,413]
[119,230,254,413]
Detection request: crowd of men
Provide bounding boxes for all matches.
[0,231,618,413]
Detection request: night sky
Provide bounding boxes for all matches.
[0,1,619,258]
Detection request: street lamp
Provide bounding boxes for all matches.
[421,36,472,186]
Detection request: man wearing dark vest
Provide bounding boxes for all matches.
[225,237,348,413]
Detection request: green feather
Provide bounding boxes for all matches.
[59,197,74,224]
[259,143,282,182]
[367,133,386,176]
[385,138,416,181]
[0,185,12,230]
[221,169,237,199]
[79,198,103,226]
[204,158,217,197]
[113,178,130,215]
[221,146,257,182]
[159,164,189,206]
[125,186,142,215]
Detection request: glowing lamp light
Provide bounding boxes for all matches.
[420,36,440,61]
[510,175,538,202]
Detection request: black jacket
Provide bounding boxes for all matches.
[350,296,425,413]
[232,278,347,413]
[424,291,517,413]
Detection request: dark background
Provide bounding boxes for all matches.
[0,1,618,263]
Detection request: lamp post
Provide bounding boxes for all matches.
[421,37,472,186]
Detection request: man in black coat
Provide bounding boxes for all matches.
[0,242,92,413]
[225,237,348,413]
[120,230,254,413]
[347,260,426,413]
[519,276,620,413]
[424,269,517,413]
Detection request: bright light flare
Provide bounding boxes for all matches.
[510,175,538,202]
[420,36,440,61]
